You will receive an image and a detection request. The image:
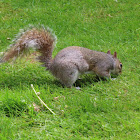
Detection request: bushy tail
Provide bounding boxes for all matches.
[0,26,57,69]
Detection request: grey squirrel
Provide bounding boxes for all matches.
[0,26,122,87]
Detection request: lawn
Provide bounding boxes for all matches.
[0,0,140,139]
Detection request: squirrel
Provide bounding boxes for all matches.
[0,26,122,87]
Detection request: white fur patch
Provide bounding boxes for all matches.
[26,40,40,49]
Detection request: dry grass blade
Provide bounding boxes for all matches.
[31,84,56,115]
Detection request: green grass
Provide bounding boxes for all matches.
[0,0,140,139]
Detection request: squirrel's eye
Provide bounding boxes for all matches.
[120,63,122,68]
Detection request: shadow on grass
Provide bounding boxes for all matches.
[74,75,108,87]
[0,71,105,89]
[0,62,115,88]
[0,98,29,117]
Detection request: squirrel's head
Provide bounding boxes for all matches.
[107,50,122,75]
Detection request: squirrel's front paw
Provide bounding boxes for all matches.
[75,86,81,90]
[111,78,116,80]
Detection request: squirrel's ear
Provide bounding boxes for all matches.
[113,52,117,58]
[107,50,111,54]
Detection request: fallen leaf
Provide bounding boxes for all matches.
[33,102,40,112]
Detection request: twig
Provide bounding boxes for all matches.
[31,84,56,115]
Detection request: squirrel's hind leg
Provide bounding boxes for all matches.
[59,68,80,88]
